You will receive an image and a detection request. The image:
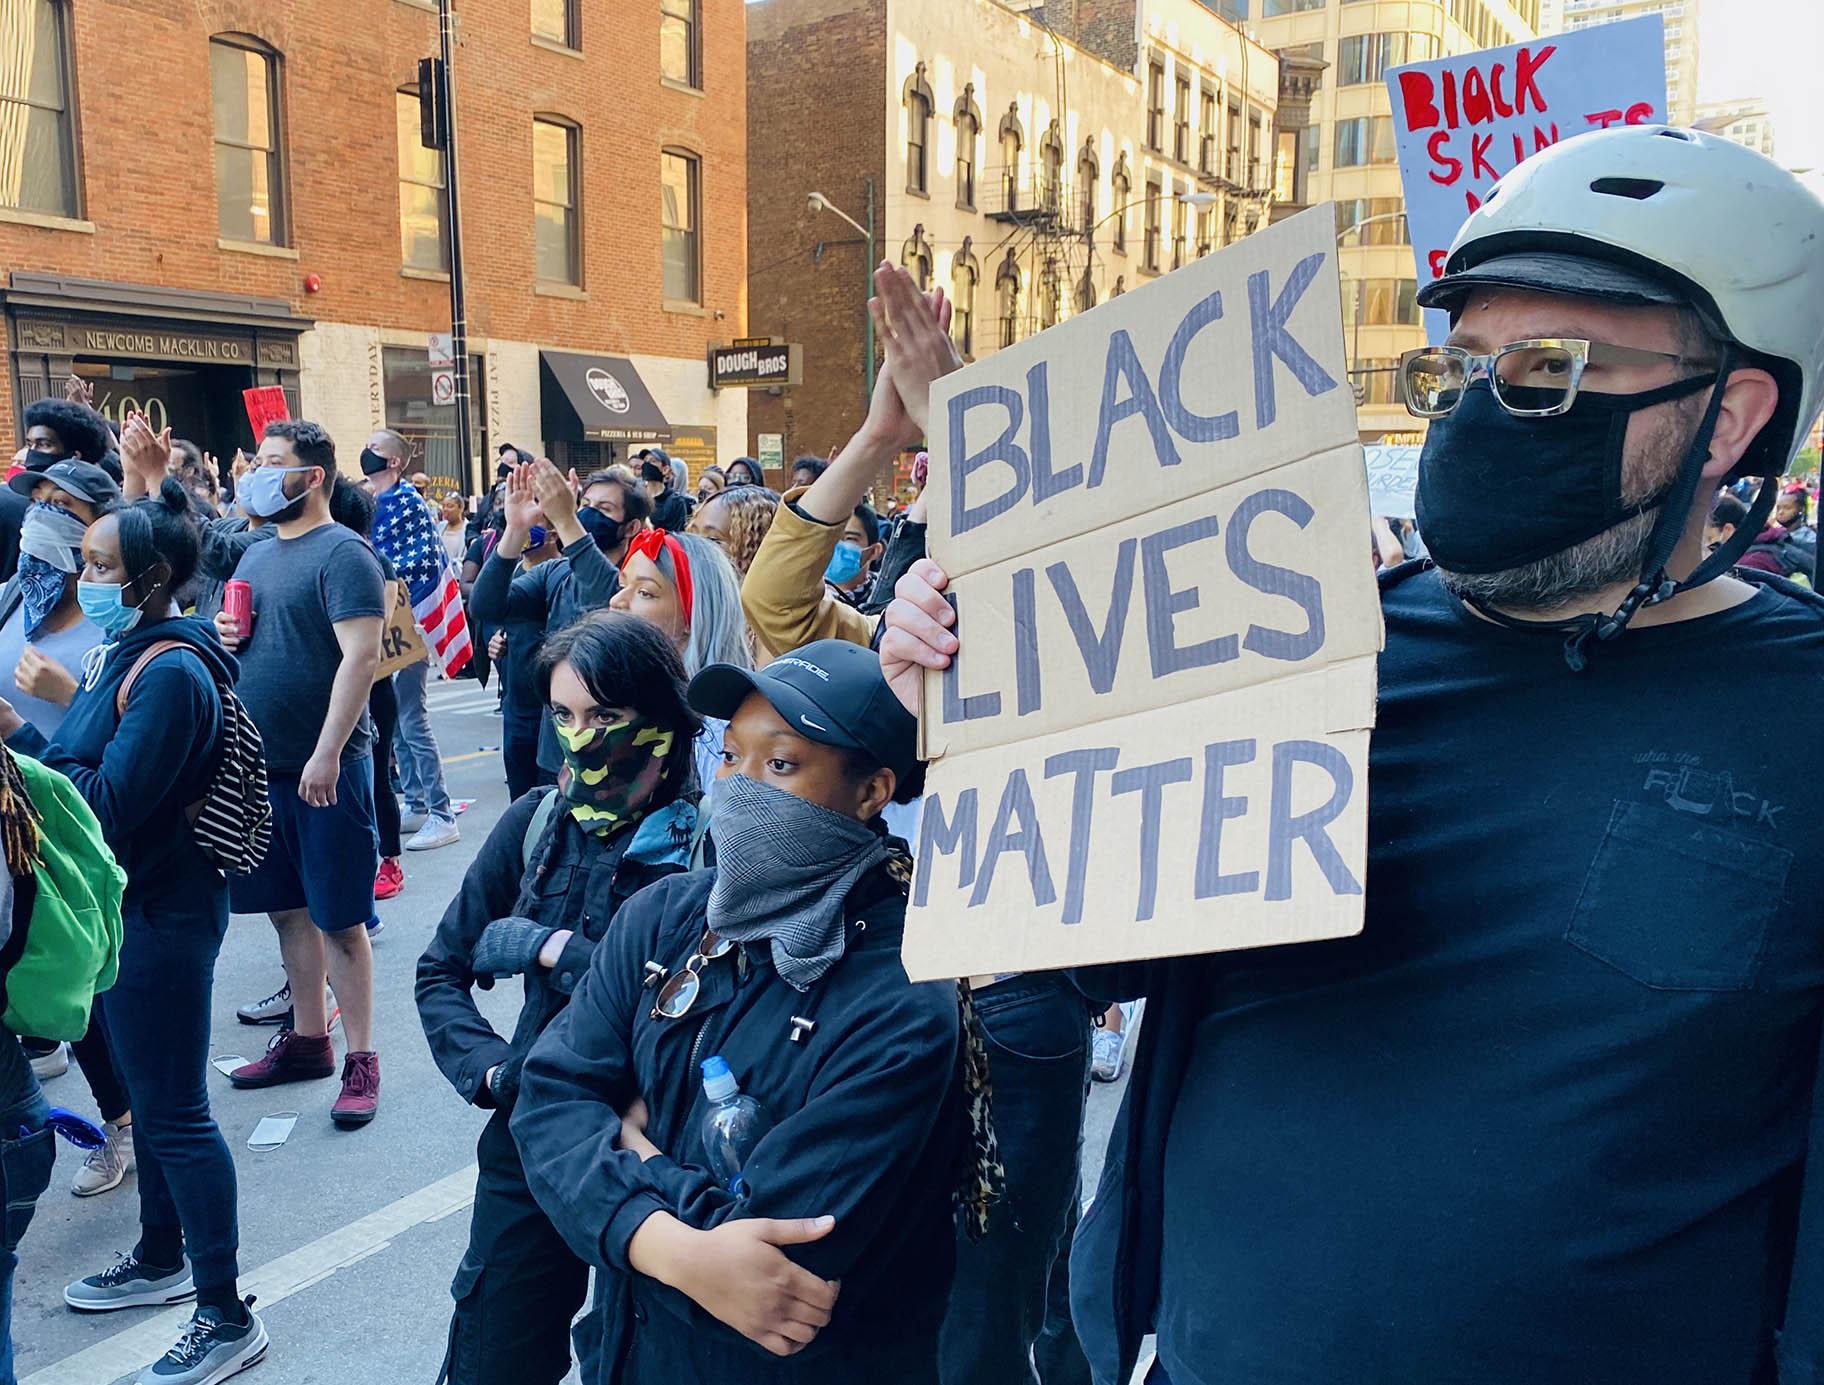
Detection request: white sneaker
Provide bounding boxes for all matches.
[1090,1026,1127,1083]
[406,817,460,852]
[400,809,430,835]
[28,1040,69,1081]
[72,1121,135,1197]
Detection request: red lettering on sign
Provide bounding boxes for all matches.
[1428,248,1450,279]
[1461,68,1493,125]
[1464,188,1483,216]
[1624,101,1655,124]
[1427,129,1463,185]
[1533,122,1560,152]
[1514,45,1555,115]
[1491,65,1513,118]
[1585,108,1625,129]
[1399,70,1440,132]
[1470,132,1498,180]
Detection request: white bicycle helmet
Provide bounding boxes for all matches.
[1418,125,1824,478]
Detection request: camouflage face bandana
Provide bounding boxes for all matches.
[553,715,674,836]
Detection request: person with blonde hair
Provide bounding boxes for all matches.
[688,484,781,580]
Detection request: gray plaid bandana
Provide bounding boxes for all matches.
[705,774,889,991]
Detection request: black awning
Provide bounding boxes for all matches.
[540,350,672,443]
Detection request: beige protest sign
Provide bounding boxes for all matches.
[907,204,1381,981]
[375,580,429,682]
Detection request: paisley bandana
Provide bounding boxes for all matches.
[553,715,673,836]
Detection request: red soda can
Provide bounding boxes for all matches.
[223,580,253,640]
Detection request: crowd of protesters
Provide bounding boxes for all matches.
[0,122,1819,1385]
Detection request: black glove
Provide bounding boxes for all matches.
[471,915,555,979]
[485,1054,525,1110]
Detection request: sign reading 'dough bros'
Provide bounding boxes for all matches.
[1386,14,1666,342]
[904,205,1383,982]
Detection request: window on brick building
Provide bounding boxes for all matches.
[661,149,701,304]
[954,87,980,210]
[1075,269,1097,314]
[660,0,698,86]
[1146,60,1165,151]
[1143,178,1162,272]
[951,243,978,358]
[999,105,1023,212]
[996,252,1021,348]
[1,0,80,218]
[1039,121,1063,213]
[1077,140,1098,234]
[533,0,579,50]
[900,224,931,290]
[1171,192,1186,270]
[904,63,933,195]
[1198,86,1216,174]
[211,35,286,246]
[396,90,449,273]
[533,116,580,285]
[1110,154,1129,253]
[1173,75,1190,163]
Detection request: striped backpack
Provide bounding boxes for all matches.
[116,640,272,875]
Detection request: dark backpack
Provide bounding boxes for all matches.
[116,641,272,875]
[1749,534,1816,587]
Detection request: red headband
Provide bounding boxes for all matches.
[625,528,694,624]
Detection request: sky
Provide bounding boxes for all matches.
[1697,0,1824,171]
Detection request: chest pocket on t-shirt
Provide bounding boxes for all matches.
[1567,800,1792,991]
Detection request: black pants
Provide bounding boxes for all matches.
[501,707,550,804]
[70,997,130,1124]
[369,677,402,859]
[441,1109,588,1385]
[940,974,1094,1385]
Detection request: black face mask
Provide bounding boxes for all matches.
[23,446,68,470]
[576,505,623,553]
[1415,375,1717,575]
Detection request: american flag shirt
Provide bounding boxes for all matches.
[373,483,473,676]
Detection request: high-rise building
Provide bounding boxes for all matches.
[1251,0,1540,441]
[1558,0,1700,125]
[1695,99,1777,159]
[746,0,1278,478]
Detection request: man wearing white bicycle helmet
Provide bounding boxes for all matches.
[877,126,1824,1385]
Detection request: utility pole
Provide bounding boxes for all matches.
[423,0,475,495]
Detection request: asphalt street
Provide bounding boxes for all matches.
[12,677,1133,1385]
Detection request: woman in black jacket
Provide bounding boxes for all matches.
[415,611,703,1385]
[510,638,995,1385]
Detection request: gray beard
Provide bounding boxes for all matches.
[1434,508,1659,611]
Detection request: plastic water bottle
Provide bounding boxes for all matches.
[699,1056,772,1195]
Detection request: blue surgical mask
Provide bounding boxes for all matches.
[77,579,149,637]
[824,541,864,586]
[240,465,314,519]
[526,524,549,551]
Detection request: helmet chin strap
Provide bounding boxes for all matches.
[1468,344,1755,672]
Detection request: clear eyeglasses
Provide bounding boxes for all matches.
[1398,338,1702,420]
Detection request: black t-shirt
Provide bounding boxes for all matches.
[1157,568,1824,1385]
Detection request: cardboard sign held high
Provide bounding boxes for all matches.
[1386,14,1667,341]
[906,205,1382,982]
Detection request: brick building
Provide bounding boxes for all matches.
[745,0,1278,487]
[0,0,748,494]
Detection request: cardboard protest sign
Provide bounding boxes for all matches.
[242,386,290,439]
[907,205,1381,981]
[1365,444,1422,518]
[376,580,429,682]
[1387,15,1667,341]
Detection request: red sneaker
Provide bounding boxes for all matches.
[332,1051,380,1128]
[374,860,404,901]
[229,1029,336,1089]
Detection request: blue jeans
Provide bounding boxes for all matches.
[393,661,453,822]
[107,894,240,1292]
[0,1031,53,1385]
[940,974,1094,1385]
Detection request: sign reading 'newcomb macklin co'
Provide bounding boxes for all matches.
[905,204,1383,982]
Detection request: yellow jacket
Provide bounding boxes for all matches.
[740,486,877,660]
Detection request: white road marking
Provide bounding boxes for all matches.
[23,1164,479,1385]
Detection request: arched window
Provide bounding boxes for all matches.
[903,62,933,195]
[1077,138,1099,233]
[1111,274,1127,298]
[1075,269,1097,314]
[1038,256,1061,329]
[999,103,1024,211]
[900,223,932,290]
[1039,120,1063,213]
[951,238,979,358]
[210,34,287,245]
[996,250,1022,348]
[1110,152,1131,254]
[953,85,981,210]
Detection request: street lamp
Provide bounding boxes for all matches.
[808,188,878,407]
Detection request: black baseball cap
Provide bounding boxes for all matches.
[688,639,919,782]
[10,459,122,506]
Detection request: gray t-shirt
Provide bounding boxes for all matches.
[0,604,105,740]
[232,523,386,773]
